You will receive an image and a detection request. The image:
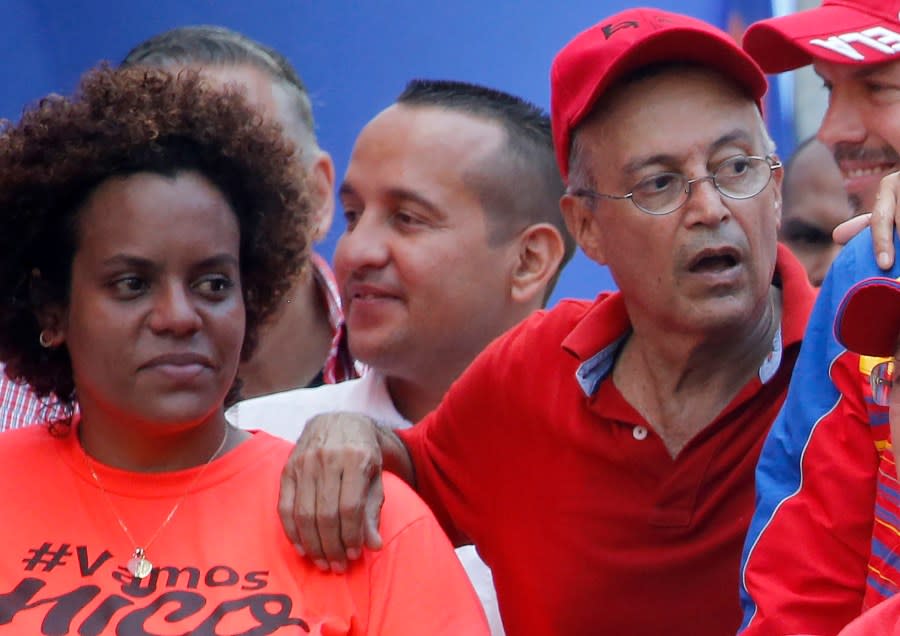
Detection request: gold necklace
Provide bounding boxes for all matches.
[83,425,230,579]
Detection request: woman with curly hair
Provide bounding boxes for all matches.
[0,66,488,635]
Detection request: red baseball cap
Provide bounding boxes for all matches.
[835,276,900,356]
[744,0,900,73]
[550,7,768,182]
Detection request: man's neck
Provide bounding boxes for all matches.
[613,285,783,458]
[380,306,537,423]
[384,373,455,424]
[239,269,333,399]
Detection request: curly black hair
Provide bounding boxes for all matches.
[0,65,310,411]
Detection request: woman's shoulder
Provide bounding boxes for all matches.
[0,423,59,450]
[0,424,68,480]
[377,473,446,541]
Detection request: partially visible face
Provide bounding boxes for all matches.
[191,65,334,241]
[562,68,782,337]
[61,171,245,429]
[815,59,900,212]
[335,103,520,380]
[781,139,852,286]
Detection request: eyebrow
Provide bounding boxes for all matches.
[621,130,757,176]
[100,253,239,270]
[338,182,440,215]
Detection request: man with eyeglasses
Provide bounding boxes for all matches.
[567,155,782,214]
[274,8,816,634]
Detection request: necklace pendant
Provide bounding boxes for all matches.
[127,548,153,579]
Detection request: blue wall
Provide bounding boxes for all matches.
[1,0,776,305]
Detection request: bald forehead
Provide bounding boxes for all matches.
[183,63,312,150]
[363,103,505,168]
[198,64,283,114]
[784,141,843,204]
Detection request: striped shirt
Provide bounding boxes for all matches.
[311,252,358,384]
[0,370,66,432]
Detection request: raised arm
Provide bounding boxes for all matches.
[278,411,415,572]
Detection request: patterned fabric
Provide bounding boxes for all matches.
[865,422,900,606]
[311,252,359,384]
[0,368,67,432]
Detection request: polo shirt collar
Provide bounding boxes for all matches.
[563,244,815,398]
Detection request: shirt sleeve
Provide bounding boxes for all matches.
[396,313,540,547]
[738,232,893,635]
[363,474,490,636]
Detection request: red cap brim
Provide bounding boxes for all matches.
[744,4,899,72]
[835,277,900,357]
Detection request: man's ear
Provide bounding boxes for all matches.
[509,223,566,305]
[307,151,336,243]
[560,193,606,264]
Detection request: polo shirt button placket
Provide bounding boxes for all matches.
[632,425,648,441]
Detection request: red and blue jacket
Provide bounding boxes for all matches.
[739,229,897,635]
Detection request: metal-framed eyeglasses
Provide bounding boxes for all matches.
[871,360,896,407]
[567,155,783,216]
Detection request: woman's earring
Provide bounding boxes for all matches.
[39,330,53,348]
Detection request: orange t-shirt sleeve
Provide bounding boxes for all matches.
[362,474,489,635]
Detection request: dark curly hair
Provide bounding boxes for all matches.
[0,65,310,411]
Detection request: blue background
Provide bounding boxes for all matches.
[0,0,784,305]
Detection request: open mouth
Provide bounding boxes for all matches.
[688,249,740,274]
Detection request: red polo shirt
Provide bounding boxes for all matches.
[398,244,815,636]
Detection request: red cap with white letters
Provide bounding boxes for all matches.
[744,0,900,73]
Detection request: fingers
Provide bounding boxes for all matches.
[362,472,385,552]
[832,213,871,246]
[277,457,301,549]
[276,412,386,574]
[871,172,900,269]
[299,446,330,570]
[278,429,330,567]
[312,452,346,571]
[335,448,382,566]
